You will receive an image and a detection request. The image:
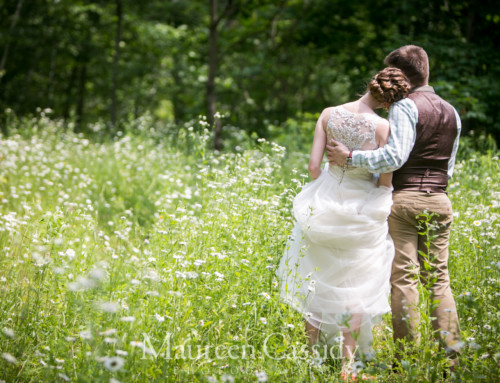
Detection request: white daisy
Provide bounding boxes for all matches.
[96,302,119,313]
[255,370,268,382]
[79,330,92,340]
[2,353,17,364]
[120,316,135,322]
[103,356,125,372]
[99,328,117,336]
[58,373,70,381]
[2,328,15,338]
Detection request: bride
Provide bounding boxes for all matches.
[277,67,410,373]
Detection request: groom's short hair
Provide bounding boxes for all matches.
[384,45,429,87]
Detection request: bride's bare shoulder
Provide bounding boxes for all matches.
[337,100,379,116]
[321,106,337,114]
[318,106,336,124]
[339,101,357,112]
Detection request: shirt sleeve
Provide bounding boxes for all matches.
[448,108,462,178]
[351,98,418,173]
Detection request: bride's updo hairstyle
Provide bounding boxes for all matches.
[367,67,411,105]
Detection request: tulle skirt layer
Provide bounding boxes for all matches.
[277,164,395,352]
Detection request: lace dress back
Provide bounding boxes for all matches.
[326,105,379,152]
[326,105,382,178]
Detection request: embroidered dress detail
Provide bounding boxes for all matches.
[326,106,378,152]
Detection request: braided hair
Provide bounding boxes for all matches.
[367,67,411,105]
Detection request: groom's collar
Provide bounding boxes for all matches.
[410,85,435,94]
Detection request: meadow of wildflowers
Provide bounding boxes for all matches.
[0,115,499,382]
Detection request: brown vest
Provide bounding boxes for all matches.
[392,86,458,193]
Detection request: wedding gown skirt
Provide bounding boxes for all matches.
[277,163,395,354]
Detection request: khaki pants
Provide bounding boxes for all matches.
[389,191,460,358]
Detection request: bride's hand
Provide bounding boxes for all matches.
[326,140,349,166]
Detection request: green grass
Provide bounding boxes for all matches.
[0,115,499,382]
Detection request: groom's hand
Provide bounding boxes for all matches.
[326,140,350,166]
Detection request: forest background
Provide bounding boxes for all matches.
[2,1,500,382]
[1,0,499,150]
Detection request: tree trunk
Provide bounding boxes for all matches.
[47,46,58,107]
[207,0,222,150]
[466,9,474,43]
[172,53,185,124]
[0,0,24,86]
[63,64,77,128]
[111,0,123,127]
[76,64,87,133]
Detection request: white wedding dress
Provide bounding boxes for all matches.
[277,106,395,356]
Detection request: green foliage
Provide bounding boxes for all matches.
[457,130,498,159]
[1,117,500,381]
[1,0,499,145]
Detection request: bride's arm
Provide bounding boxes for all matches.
[378,173,393,187]
[375,119,393,188]
[308,109,328,179]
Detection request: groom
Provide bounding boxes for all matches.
[327,45,461,366]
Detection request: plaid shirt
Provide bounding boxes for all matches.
[352,96,461,177]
